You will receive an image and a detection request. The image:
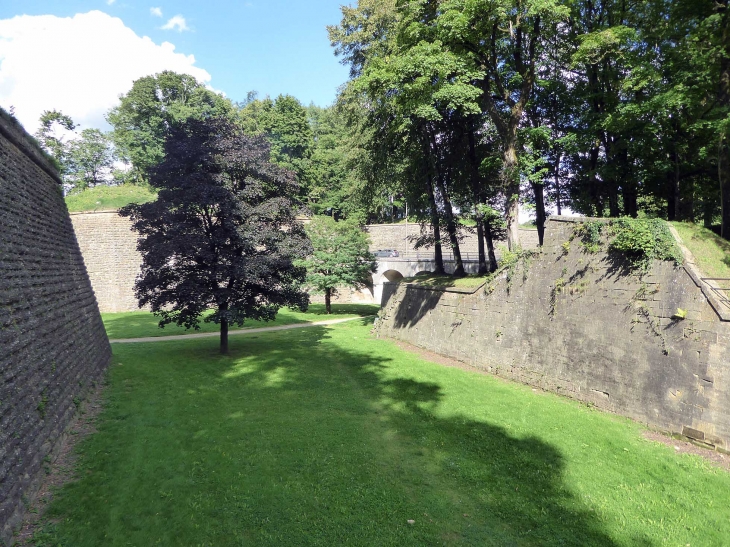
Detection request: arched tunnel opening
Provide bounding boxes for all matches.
[382,269,404,283]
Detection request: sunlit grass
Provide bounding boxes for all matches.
[672,221,730,279]
[399,272,488,289]
[33,320,730,546]
[102,303,379,339]
[65,184,157,212]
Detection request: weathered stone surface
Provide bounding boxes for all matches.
[365,223,539,255]
[375,218,730,450]
[70,211,145,313]
[0,115,112,545]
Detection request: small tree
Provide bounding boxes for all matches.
[120,117,310,354]
[299,216,376,314]
[66,129,115,190]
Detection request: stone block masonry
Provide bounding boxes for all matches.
[375,217,730,451]
[0,111,112,545]
[70,211,145,313]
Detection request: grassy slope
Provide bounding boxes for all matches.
[65,185,156,213]
[672,222,730,279]
[102,304,380,339]
[35,320,730,546]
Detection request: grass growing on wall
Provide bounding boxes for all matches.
[65,184,157,212]
[102,304,380,339]
[398,273,489,289]
[34,320,730,546]
[672,222,730,279]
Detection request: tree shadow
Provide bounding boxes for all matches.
[208,325,632,546]
[382,283,447,330]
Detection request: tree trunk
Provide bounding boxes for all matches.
[620,148,638,218]
[589,145,603,216]
[531,182,546,246]
[474,213,488,275]
[503,137,520,250]
[721,135,730,239]
[483,221,498,272]
[554,153,563,216]
[325,287,332,314]
[421,132,445,274]
[220,317,229,355]
[704,196,715,228]
[434,172,465,277]
[425,175,445,274]
[468,125,488,274]
[718,0,730,238]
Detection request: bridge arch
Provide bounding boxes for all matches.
[382,269,404,283]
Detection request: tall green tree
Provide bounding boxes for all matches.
[107,71,234,184]
[66,129,115,190]
[120,117,310,354]
[34,110,76,175]
[298,216,376,314]
[436,0,570,249]
[238,94,315,199]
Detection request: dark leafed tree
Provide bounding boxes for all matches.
[120,117,311,354]
[298,216,376,314]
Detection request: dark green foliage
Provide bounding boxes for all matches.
[609,218,684,269]
[120,116,311,354]
[573,220,605,253]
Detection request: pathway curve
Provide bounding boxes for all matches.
[110,316,373,344]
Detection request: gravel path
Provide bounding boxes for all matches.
[110,316,372,344]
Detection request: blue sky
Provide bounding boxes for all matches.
[0,0,351,132]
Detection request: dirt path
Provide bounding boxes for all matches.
[110,316,372,344]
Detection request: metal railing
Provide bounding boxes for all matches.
[382,251,483,262]
[701,278,730,311]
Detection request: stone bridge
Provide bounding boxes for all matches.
[371,255,483,303]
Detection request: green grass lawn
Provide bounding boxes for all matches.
[65,184,157,213]
[399,273,488,289]
[102,303,380,339]
[672,221,730,279]
[33,320,730,546]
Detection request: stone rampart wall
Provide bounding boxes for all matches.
[70,211,143,313]
[0,113,112,545]
[72,214,541,312]
[375,217,730,451]
[365,224,540,255]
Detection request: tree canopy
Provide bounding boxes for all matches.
[107,71,235,184]
[298,216,376,313]
[120,116,311,354]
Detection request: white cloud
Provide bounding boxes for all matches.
[106,0,116,5]
[150,7,163,17]
[161,15,189,32]
[0,11,212,134]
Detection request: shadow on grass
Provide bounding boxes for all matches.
[209,324,625,545]
[37,320,638,546]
